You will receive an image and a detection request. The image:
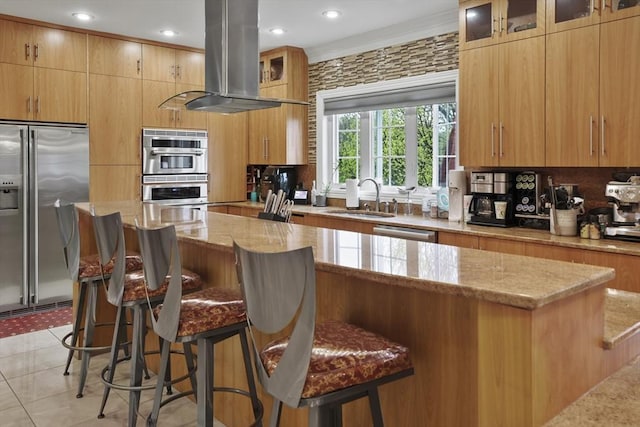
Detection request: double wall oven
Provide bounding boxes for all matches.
[141,128,208,209]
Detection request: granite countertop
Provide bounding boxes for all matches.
[78,201,614,311]
[222,201,640,257]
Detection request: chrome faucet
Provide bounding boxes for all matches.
[359,178,380,212]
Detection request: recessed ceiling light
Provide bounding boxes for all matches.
[322,10,341,19]
[269,27,285,35]
[160,29,178,37]
[72,12,93,21]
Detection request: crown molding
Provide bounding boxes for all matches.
[306,8,458,64]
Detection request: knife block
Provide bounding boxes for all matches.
[258,212,287,222]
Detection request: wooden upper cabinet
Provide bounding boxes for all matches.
[248,84,307,165]
[142,44,204,85]
[546,0,640,33]
[88,35,141,78]
[0,63,34,121]
[248,46,308,165]
[32,26,87,72]
[259,47,308,98]
[459,46,500,167]
[0,20,87,123]
[142,44,176,82]
[599,15,640,166]
[175,50,205,86]
[498,36,545,166]
[34,68,87,123]
[142,80,177,128]
[0,21,87,71]
[459,0,545,50]
[141,44,205,129]
[546,26,600,166]
[89,74,142,165]
[459,36,545,167]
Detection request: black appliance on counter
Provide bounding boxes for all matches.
[260,166,297,201]
[468,171,516,227]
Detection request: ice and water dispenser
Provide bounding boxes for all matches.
[0,176,20,213]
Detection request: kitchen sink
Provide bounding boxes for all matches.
[327,209,395,218]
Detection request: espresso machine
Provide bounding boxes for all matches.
[468,171,515,227]
[604,178,640,240]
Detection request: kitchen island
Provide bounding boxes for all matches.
[76,201,616,427]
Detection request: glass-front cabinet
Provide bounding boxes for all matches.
[547,0,640,32]
[259,51,287,87]
[459,0,546,49]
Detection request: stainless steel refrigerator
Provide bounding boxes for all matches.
[0,122,89,314]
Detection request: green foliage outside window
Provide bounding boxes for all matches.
[335,103,456,188]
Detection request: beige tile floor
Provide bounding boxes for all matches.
[0,325,224,426]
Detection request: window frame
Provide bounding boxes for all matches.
[316,70,459,203]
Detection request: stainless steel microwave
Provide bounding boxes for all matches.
[142,128,208,175]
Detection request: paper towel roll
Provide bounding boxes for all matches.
[345,179,359,209]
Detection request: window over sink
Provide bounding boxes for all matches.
[316,70,458,201]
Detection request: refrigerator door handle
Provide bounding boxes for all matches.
[21,128,29,306]
[29,128,38,304]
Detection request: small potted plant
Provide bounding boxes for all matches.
[315,182,332,207]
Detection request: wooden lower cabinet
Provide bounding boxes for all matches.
[438,231,479,249]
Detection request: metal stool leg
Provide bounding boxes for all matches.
[184,342,197,396]
[147,339,172,427]
[76,282,97,398]
[239,328,262,425]
[197,338,215,427]
[309,404,342,427]
[64,280,88,376]
[368,387,384,427]
[270,400,283,427]
[98,303,127,418]
[128,305,146,427]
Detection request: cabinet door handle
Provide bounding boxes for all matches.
[601,116,606,156]
[491,123,496,157]
[35,97,40,114]
[491,17,497,36]
[27,96,31,113]
[499,122,504,157]
[171,65,175,79]
[25,43,30,60]
[176,65,181,80]
[34,44,39,61]
[499,13,505,34]
[263,137,268,159]
[136,59,141,74]
[589,115,594,156]
[176,110,181,123]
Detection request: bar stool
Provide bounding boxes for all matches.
[92,211,202,426]
[136,223,263,427]
[233,243,414,427]
[54,201,143,399]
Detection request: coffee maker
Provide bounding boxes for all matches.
[603,177,640,240]
[468,171,515,227]
[260,166,297,201]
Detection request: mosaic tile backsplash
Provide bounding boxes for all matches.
[307,32,459,165]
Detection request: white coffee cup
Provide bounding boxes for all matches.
[494,201,507,219]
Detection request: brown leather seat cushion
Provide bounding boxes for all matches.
[78,251,144,280]
[154,287,246,338]
[260,320,413,399]
[121,269,202,302]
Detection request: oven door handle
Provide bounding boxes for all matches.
[149,150,204,156]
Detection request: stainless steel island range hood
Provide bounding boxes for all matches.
[160,0,307,114]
